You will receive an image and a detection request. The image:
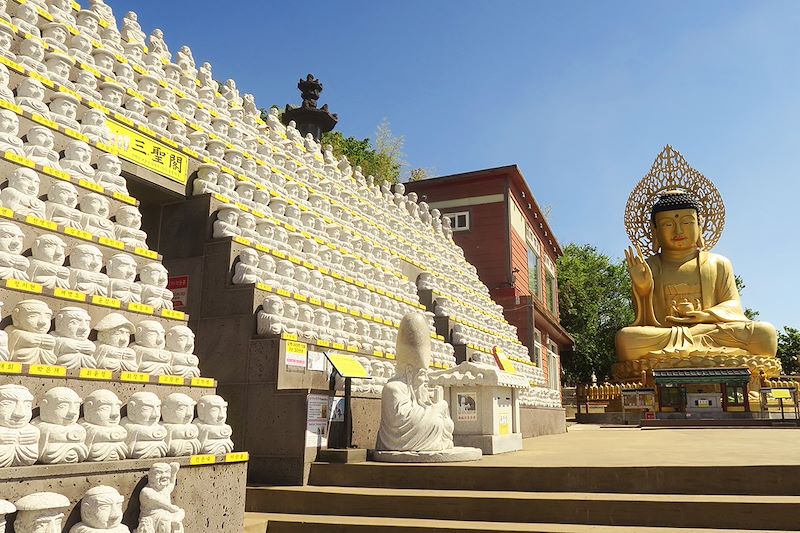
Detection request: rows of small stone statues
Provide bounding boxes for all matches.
[0,300,198,375]
[257,293,456,367]
[0,383,231,466]
[0,226,172,308]
[0,462,186,532]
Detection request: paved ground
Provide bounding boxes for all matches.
[446,424,800,467]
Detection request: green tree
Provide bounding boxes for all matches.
[321,119,405,184]
[734,275,759,320]
[557,244,634,384]
[777,327,800,375]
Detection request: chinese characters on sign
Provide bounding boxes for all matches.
[105,119,189,184]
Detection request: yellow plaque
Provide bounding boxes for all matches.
[286,341,307,356]
[29,364,67,377]
[98,236,125,250]
[232,236,251,246]
[128,302,155,315]
[64,227,93,241]
[225,451,250,463]
[91,295,122,309]
[293,294,308,302]
[332,342,345,350]
[135,248,159,259]
[351,310,361,318]
[0,361,22,374]
[120,371,150,383]
[54,287,86,302]
[276,288,291,297]
[255,244,270,253]
[316,339,331,348]
[255,283,273,292]
[189,454,216,465]
[25,215,57,231]
[0,207,12,218]
[190,377,215,388]
[161,309,186,320]
[336,305,347,313]
[112,191,138,205]
[79,368,112,380]
[346,345,358,353]
[309,297,322,306]
[362,313,373,321]
[772,389,792,399]
[78,179,104,193]
[288,256,301,265]
[272,250,286,259]
[373,350,384,358]
[6,278,43,294]
[282,332,299,341]
[158,375,185,386]
[326,352,369,378]
[105,119,189,184]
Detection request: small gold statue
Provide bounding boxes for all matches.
[614,147,778,378]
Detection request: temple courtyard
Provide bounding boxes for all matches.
[244,425,800,532]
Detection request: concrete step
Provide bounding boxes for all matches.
[246,486,800,531]
[243,512,793,533]
[308,462,800,496]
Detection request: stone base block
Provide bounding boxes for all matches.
[369,446,482,463]
[0,456,246,532]
[612,354,782,388]
[454,432,522,454]
[317,448,367,463]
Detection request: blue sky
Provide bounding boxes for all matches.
[95,1,800,330]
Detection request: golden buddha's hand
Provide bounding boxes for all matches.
[666,310,713,325]
[624,245,653,296]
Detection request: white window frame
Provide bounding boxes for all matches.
[444,211,470,232]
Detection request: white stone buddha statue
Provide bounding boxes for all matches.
[149,28,171,61]
[42,22,69,52]
[23,127,61,169]
[68,244,109,296]
[49,93,81,132]
[96,154,128,194]
[99,24,125,55]
[0,499,13,533]
[257,295,288,336]
[81,108,114,144]
[14,492,71,533]
[122,95,148,124]
[79,193,116,239]
[2,167,47,218]
[167,119,190,146]
[32,386,88,463]
[139,263,174,310]
[136,462,184,532]
[193,164,222,196]
[232,248,264,285]
[80,389,128,463]
[46,0,76,25]
[12,5,40,37]
[0,25,13,61]
[107,253,142,304]
[99,80,125,111]
[93,313,137,372]
[137,73,160,100]
[114,61,135,87]
[53,307,97,369]
[237,212,259,240]
[258,254,279,285]
[194,394,233,455]
[76,8,102,39]
[114,205,149,248]
[162,393,200,456]
[122,391,168,459]
[89,0,116,25]
[133,319,170,374]
[92,48,116,77]
[120,11,146,44]
[61,140,98,181]
[188,131,208,155]
[297,304,316,338]
[6,300,56,364]
[146,106,170,136]
[16,38,47,75]
[44,51,76,88]
[0,384,39,466]
[0,108,22,154]
[70,485,130,533]
[213,206,240,238]
[0,222,29,281]
[166,325,199,378]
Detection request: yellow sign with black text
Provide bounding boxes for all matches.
[105,119,189,184]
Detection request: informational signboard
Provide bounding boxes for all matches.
[306,393,331,448]
[772,389,792,400]
[456,392,478,421]
[167,275,188,309]
[285,341,308,368]
[106,119,189,184]
[325,351,369,378]
[497,404,512,435]
[621,389,656,409]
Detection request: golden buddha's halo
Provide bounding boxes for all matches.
[624,145,725,253]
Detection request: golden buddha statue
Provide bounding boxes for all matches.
[614,146,780,381]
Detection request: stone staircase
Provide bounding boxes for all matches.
[243,461,800,532]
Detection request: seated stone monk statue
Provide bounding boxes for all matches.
[616,189,777,361]
[376,312,454,453]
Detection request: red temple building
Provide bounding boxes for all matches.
[407,165,573,395]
